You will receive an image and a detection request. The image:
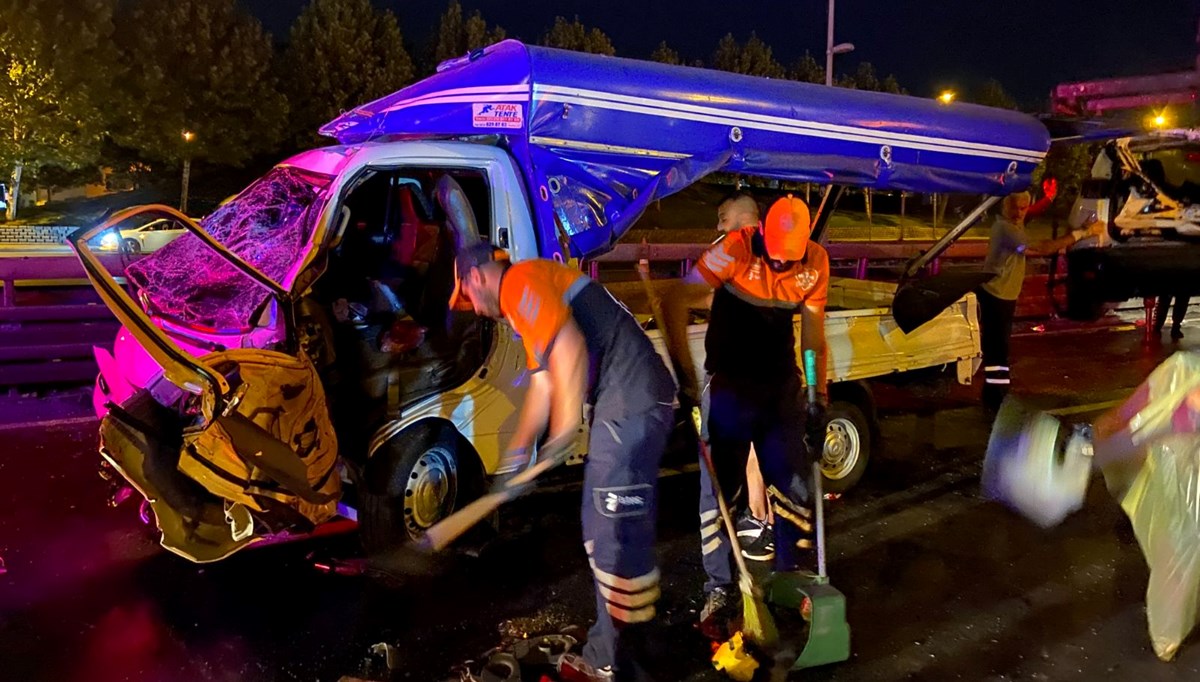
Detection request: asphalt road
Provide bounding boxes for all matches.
[1,320,1198,681]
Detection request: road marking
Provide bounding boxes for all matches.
[0,415,96,432]
[1046,399,1124,416]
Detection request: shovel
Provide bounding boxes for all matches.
[765,349,851,672]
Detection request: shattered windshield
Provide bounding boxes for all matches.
[126,166,332,331]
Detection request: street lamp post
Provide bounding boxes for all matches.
[825,0,855,86]
[180,130,195,215]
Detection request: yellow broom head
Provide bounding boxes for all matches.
[740,574,779,648]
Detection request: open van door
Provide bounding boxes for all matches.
[68,202,342,563]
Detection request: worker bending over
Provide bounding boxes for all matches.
[452,243,676,681]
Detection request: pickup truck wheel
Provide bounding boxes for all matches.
[358,421,482,555]
[820,401,871,493]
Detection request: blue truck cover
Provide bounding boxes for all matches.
[322,40,1050,259]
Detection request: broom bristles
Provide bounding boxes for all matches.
[740,574,779,647]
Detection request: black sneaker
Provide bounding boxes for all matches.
[698,585,738,641]
[735,513,775,562]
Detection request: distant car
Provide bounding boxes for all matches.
[97,218,187,253]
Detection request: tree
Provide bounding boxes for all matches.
[541,16,616,56]
[649,41,681,66]
[789,52,825,84]
[0,0,117,219]
[280,0,416,148]
[711,32,785,78]
[112,0,287,168]
[973,78,1018,110]
[432,0,506,66]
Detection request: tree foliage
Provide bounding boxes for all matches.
[281,0,415,148]
[432,0,506,66]
[112,0,286,167]
[789,53,825,84]
[972,78,1018,110]
[711,32,785,78]
[541,16,616,55]
[836,62,903,94]
[0,0,117,216]
[1033,142,1099,212]
[649,41,681,66]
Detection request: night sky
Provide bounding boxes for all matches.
[244,0,1199,107]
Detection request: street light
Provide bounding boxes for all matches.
[1152,113,1168,128]
[825,0,855,86]
[938,90,956,104]
[180,130,196,215]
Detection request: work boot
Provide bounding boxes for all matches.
[735,512,775,562]
[557,653,613,681]
[698,585,739,641]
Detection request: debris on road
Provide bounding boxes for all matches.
[370,642,401,670]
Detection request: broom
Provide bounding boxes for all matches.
[691,407,779,648]
[634,256,778,647]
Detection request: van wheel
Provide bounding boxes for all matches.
[820,400,872,493]
[358,421,482,555]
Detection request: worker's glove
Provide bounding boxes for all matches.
[488,447,531,496]
[678,381,702,413]
[804,395,829,456]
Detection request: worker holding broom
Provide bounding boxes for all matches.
[662,194,831,642]
[450,243,676,681]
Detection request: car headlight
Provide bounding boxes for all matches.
[99,232,119,249]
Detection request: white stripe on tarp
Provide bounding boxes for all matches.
[530,136,692,160]
[378,84,530,114]
[700,509,719,522]
[535,84,1046,163]
[379,93,529,114]
[537,92,1044,164]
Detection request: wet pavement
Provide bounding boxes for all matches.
[2,321,1199,681]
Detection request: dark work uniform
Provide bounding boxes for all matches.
[499,259,675,680]
[693,228,829,591]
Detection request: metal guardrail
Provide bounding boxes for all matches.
[590,238,989,279]
[0,241,997,389]
[0,253,139,388]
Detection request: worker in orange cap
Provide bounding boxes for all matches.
[451,243,676,681]
[662,194,830,640]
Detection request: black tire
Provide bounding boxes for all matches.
[357,420,483,556]
[124,238,142,254]
[820,400,872,493]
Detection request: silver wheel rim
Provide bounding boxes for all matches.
[822,417,861,480]
[404,446,457,533]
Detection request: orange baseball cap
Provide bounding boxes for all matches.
[763,195,812,261]
[448,242,509,311]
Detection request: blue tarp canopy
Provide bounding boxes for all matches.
[323,40,1050,259]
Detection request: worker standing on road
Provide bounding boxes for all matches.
[662,195,830,640]
[979,189,1103,411]
[451,243,676,681]
[714,193,776,563]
